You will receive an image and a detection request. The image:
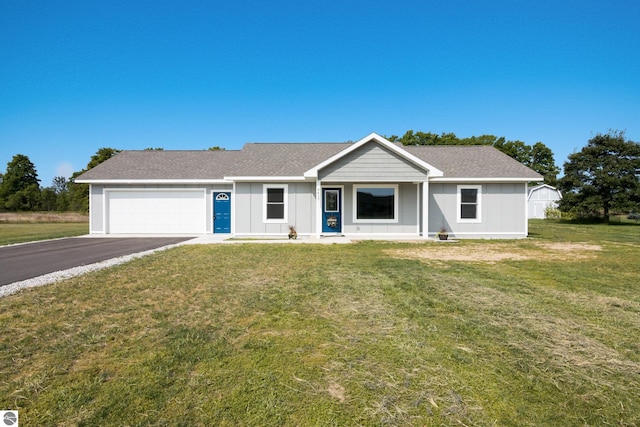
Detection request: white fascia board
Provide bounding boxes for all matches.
[224,176,307,182]
[333,178,425,183]
[430,177,536,183]
[74,179,231,184]
[527,184,547,200]
[530,183,557,191]
[304,132,444,178]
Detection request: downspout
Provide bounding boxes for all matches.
[231,181,236,237]
[524,182,529,237]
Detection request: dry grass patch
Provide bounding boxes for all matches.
[0,212,88,223]
[326,380,346,402]
[445,283,638,373]
[0,214,89,245]
[385,241,602,263]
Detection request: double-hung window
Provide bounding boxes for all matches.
[457,185,481,223]
[353,184,398,223]
[264,184,288,223]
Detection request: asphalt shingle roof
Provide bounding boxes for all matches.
[404,145,542,179]
[76,141,542,181]
[76,150,242,180]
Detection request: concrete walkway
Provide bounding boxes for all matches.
[182,234,436,245]
[183,234,354,245]
[73,233,435,245]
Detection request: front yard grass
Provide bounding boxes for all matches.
[0,223,89,246]
[0,213,89,245]
[0,220,638,426]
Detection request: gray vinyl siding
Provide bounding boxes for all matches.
[89,185,105,233]
[234,182,316,235]
[319,143,429,182]
[429,182,528,238]
[339,183,419,235]
[88,183,232,234]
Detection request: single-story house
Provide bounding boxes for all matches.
[527,184,562,219]
[76,132,542,239]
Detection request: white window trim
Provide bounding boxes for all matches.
[263,184,288,223]
[457,184,482,223]
[353,184,399,224]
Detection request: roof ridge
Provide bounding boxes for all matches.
[244,142,351,145]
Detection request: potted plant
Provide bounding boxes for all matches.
[437,226,449,241]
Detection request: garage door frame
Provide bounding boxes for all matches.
[104,188,207,234]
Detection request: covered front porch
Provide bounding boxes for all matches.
[302,132,442,240]
[312,181,431,239]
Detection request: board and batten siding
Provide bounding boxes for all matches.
[234,182,316,235]
[89,184,105,233]
[319,143,429,182]
[429,182,528,238]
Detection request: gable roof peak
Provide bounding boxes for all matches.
[303,132,444,179]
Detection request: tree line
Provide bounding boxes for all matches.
[1,131,638,221]
[387,131,560,185]
[0,148,121,213]
[0,146,224,213]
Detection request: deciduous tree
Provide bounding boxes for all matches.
[558,130,640,220]
[42,176,70,211]
[0,154,41,211]
[530,142,560,187]
[52,176,68,194]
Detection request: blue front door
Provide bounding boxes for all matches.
[322,188,342,233]
[214,192,231,233]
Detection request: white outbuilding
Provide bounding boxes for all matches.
[527,184,562,219]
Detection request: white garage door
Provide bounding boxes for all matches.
[106,190,206,234]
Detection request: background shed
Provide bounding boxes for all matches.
[528,184,562,219]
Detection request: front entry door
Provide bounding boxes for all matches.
[213,192,231,233]
[322,188,342,233]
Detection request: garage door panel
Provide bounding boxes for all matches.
[107,190,206,234]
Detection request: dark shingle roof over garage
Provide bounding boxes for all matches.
[76,150,243,180]
[76,140,542,181]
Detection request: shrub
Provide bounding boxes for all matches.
[544,206,562,219]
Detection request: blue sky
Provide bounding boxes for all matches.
[1,0,639,187]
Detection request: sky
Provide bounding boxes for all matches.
[1,0,639,187]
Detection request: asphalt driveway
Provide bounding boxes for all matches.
[0,237,192,286]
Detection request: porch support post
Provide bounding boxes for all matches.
[523,182,529,238]
[315,180,322,238]
[231,181,236,236]
[422,180,429,238]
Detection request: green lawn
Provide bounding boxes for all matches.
[0,220,638,426]
[0,223,89,246]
